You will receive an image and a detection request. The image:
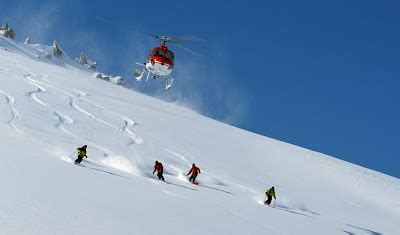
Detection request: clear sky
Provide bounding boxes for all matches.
[1,0,399,178]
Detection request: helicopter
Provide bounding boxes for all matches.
[133,33,205,89]
[95,17,204,89]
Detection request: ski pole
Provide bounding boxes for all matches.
[66,151,76,160]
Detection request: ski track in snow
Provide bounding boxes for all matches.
[0,54,30,71]
[52,111,74,135]
[1,39,398,234]
[131,128,226,188]
[25,75,48,107]
[0,67,10,72]
[235,182,315,215]
[77,163,130,179]
[70,90,144,146]
[27,86,48,107]
[121,120,137,148]
[24,74,79,139]
[0,90,26,135]
[20,73,152,180]
[14,61,30,71]
[24,73,143,148]
[75,94,144,146]
[158,148,233,193]
[24,74,109,128]
[22,74,114,158]
[165,149,190,165]
[161,149,230,192]
[162,190,185,199]
[16,74,300,212]
[0,54,19,64]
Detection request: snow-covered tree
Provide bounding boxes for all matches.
[0,22,16,39]
[0,23,7,30]
[52,40,62,58]
[75,52,96,70]
[76,52,88,64]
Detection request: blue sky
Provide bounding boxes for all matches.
[1,0,399,178]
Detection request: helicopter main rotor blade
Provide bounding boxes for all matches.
[95,16,160,39]
[95,16,112,24]
[96,16,206,58]
[172,42,206,58]
[135,29,160,40]
[170,35,206,42]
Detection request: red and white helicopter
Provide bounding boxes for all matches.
[133,32,205,89]
[96,17,204,89]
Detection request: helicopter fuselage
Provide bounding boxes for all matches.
[145,45,174,77]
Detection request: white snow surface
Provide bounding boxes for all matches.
[0,36,399,234]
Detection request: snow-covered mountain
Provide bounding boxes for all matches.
[0,36,399,234]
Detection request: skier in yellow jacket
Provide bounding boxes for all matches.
[264,186,276,205]
[74,145,87,164]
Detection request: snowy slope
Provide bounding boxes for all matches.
[0,36,399,234]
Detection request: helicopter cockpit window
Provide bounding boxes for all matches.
[153,49,164,56]
[165,51,175,61]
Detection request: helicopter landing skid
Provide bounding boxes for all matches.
[165,77,174,90]
[134,69,144,81]
[134,63,173,89]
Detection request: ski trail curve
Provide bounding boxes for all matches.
[52,111,74,134]
[24,74,119,132]
[25,77,48,107]
[70,94,122,131]
[22,74,115,159]
[74,93,144,146]
[23,75,81,145]
[27,86,47,106]
[122,118,143,147]
[0,90,26,135]
[20,74,151,179]
[24,74,79,142]
[164,149,190,165]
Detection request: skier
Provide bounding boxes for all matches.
[264,186,276,206]
[186,163,201,184]
[153,160,165,181]
[74,145,88,164]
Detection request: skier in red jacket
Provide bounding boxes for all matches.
[186,163,201,184]
[153,160,165,181]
